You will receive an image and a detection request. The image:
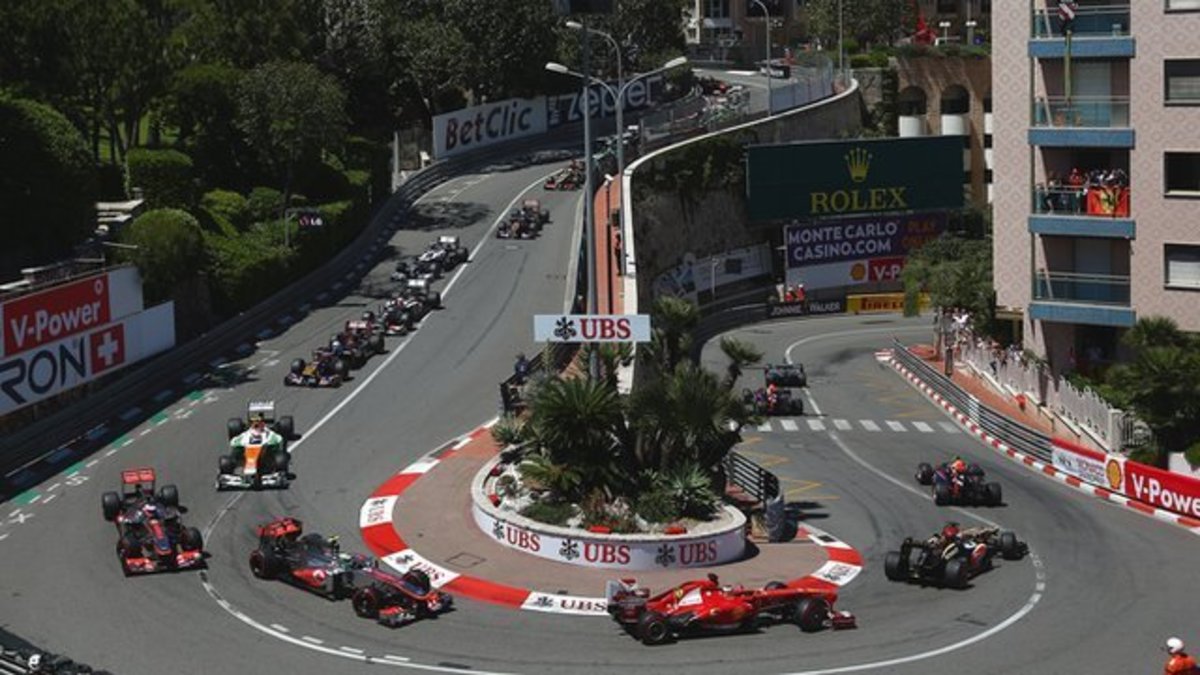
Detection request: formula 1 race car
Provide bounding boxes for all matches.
[606,575,854,645]
[218,402,295,490]
[915,461,1003,506]
[330,320,386,369]
[249,517,453,627]
[421,236,469,271]
[399,278,442,313]
[884,524,1027,589]
[284,348,348,387]
[498,210,538,239]
[764,363,807,388]
[742,387,804,416]
[520,199,550,227]
[544,162,583,191]
[101,468,204,576]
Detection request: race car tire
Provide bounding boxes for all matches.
[369,334,385,354]
[999,531,1020,559]
[159,484,179,508]
[352,588,380,619]
[249,549,279,579]
[289,358,305,376]
[277,416,295,440]
[456,247,469,263]
[943,558,969,589]
[884,551,907,581]
[101,491,121,522]
[333,358,349,378]
[637,611,670,646]
[907,546,926,572]
[272,449,290,473]
[794,597,831,633]
[218,456,236,476]
[426,291,442,309]
[790,398,804,415]
[404,569,432,594]
[933,481,951,506]
[986,482,1002,506]
[181,527,203,552]
[227,417,247,439]
[765,580,788,590]
[915,462,934,485]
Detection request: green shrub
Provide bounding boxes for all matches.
[869,50,891,68]
[1184,442,1200,470]
[490,415,525,446]
[126,147,195,209]
[120,209,205,303]
[849,53,873,69]
[203,228,298,315]
[519,501,576,526]
[663,463,718,519]
[1128,445,1165,469]
[201,189,249,230]
[194,207,239,237]
[246,186,284,223]
[636,489,680,524]
[294,160,350,203]
[843,37,860,54]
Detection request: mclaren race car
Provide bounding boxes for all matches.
[284,348,348,387]
[101,468,204,576]
[606,575,854,645]
[764,363,807,388]
[884,523,1027,589]
[218,401,295,490]
[915,460,1003,506]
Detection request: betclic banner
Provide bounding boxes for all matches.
[433,96,549,159]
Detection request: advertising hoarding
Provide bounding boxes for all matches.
[0,302,175,416]
[747,136,965,221]
[783,212,946,291]
[534,314,651,343]
[546,75,662,128]
[1,266,143,358]
[432,96,549,159]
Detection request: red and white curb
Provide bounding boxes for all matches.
[877,349,1200,534]
[359,421,866,616]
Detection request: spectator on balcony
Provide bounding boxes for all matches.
[1067,167,1085,213]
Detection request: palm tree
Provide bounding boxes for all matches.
[718,337,763,390]
[525,376,626,497]
[641,296,699,373]
[1123,316,1187,351]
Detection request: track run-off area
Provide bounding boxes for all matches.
[1,156,1197,674]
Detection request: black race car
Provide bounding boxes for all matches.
[884,524,1027,589]
[284,348,348,387]
[743,387,804,416]
[249,517,452,627]
[765,363,807,388]
[101,468,204,576]
[915,461,1003,506]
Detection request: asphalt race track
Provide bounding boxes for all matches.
[2,153,1198,674]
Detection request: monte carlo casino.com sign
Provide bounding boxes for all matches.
[746,136,964,291]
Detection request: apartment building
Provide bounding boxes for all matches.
[993,1,1200,373]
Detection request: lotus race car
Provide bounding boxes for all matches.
[606,575,854,645]
[101,468,204,576]
[743,387,804,416]
[884,523,1027,589]
[219,402,295,490]
[764,363,807,388]
[249,517,452,627]
[915,461,1003,506]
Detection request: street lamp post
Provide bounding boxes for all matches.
[838,0,845,83]
[567,22,626,180]
[751,0,773,116]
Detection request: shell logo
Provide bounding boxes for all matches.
[850,263,867,281]
[1105,458,1123,491]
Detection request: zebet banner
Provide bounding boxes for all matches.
[534,314,651,343]
[432,96,548,159]
[746,136,964,221]
[546,75,663,128]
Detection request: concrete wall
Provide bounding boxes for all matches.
[629,88,863,310]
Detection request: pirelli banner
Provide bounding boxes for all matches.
[746,136,964,221]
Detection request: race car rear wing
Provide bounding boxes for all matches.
[248,400,276,421]
[121,467,156,485]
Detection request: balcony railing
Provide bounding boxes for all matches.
[1033,96,1130,128]
[1033,270,1130,305]
[1032,5,1131,38]
[1033,185,1131,217]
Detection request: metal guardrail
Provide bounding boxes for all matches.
[890,339,1053,463]
[498,344,580,415]
[724,450,780,504]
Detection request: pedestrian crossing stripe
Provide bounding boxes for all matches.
[833,419,852,430]
[885,420,906,432]
[807,419,826,431]
[860,420,881,432]
[780,419,798,431]
[912,421,934,433]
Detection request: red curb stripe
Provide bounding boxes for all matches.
[1179,515,1200,528]
[469,426,490,440]
[442,575,531,608]
[1066,476,1082,487]
[361,523,407,557]
[1126,500,1156,515]
[824,547,864,566]
[790,578,838,593]
[370,473,421,499]
[1042,466,1057,477]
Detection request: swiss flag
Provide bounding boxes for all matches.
[90,325,126,374]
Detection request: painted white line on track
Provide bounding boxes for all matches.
[40,494,55,505]
[938,421,960,433]
[885,420,906,432]
[757,422,772,432]
[859,420,880,432]
[384,655,411,662]
[86,460,99,468]
[807,419,826,431]
[802,388,823,416]
[780,419,798,431]
[301,636,324,645]
[270,624,290,633]
[833,419,852,431]
[46,483,60,492]
[912,421,934,433]
[340,647,365,655]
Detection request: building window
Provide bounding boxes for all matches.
[706,0,729,19]
[1166,60,1200,104]
[1167,0,1200,11]
[1165,153,1200,196]
[937,0,957,13]
[1165,245,1200,289]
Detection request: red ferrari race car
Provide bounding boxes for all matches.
[249,517,452,627]
[606,574,855,645]
[101,468,204,576]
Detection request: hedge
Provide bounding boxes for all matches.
[201,189,249,230]
[119,209,205,304]
[246,186,284,223]
[126,147,195,209]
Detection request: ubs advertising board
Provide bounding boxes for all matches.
[784,212,946,290]
[745,136,964,221]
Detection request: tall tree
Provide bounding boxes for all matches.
[236,60,347,226]
[901,232,994,327]
[1104,317,1200,454]
[804,0,914,50]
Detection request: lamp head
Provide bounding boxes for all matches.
[663,56,689,70]
[566,20,583,30]
[545,62,570,74]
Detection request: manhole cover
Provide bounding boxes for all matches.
[446,552,486,568]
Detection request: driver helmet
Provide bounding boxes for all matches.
[1167,637,1185,654]
[143,503,159,517]
[251,414,266,430]
[941,523,960,540]
[362,311,375,322]
[951,458,967,474]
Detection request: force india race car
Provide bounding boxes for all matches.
[284,348,348,387]
[101,468,204,576]
[884,524,1027,589]
[915,460,1003,506]
[218,401,295,490]
[742,386,804,416]
[606,575,855,645]
[249,517,452,627]
[764,363,807,388]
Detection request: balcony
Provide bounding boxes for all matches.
[1030,270,1135,327]
[1029,5,1135,59]
[1030,185,1134,238]
[1029,97,1133,147]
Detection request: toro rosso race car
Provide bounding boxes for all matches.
[606,575,854,645]
[101,468,204,576]
[743,386,804,416]
[218,401,295,490]
[764,363,807,388]
[915,459,1003,506]
[249,517,452,627]
[884,523,1027,589]
[284,348,348,387]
